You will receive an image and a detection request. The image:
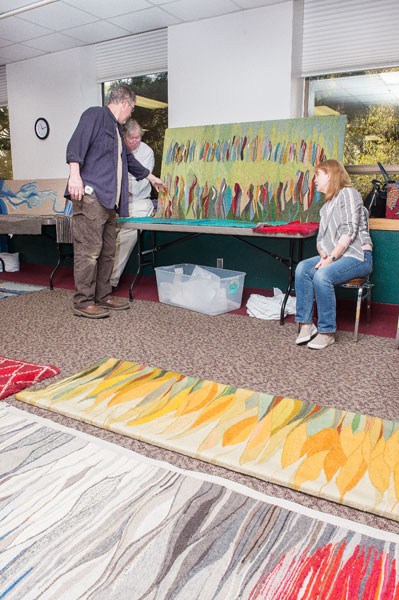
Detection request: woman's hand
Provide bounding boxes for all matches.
[315,255,332,269]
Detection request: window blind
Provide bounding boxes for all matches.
[302,0,399,76]
[95,28,168,83]
[0,66,7,106]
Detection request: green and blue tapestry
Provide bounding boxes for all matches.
[158,116,346,223]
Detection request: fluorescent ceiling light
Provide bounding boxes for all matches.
[0,0,59,20]
[380,72,399,85]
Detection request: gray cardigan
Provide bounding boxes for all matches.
[317,187,373,261]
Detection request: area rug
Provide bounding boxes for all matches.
[0,356,60,400]
[1,404,398,600]
[16,357,399,522]
[0,280,46,298]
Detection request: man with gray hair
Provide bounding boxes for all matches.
[66,85,163,318]
[111,118,155,289]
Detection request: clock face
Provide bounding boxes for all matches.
[35,117,49,140]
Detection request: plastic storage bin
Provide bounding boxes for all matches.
[0,252,20,272]
[155,263,246,316]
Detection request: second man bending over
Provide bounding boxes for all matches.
[111,118,155,289]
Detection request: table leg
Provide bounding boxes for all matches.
[280,239,295,325]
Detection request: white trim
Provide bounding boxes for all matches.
[95,28,168,83]
[4,403,399,542]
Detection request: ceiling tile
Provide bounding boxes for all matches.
[24,32,84,52]
[109,6,181,33]
[233,0,286,7]
[0,37,12,48]
[0,0,30,12]
[0,43,44,61]
[0,16,52,42]
[147,0,181,4]
[65,21,132,44]
[18,2,99,32]
[161,0,239,21]
[64,0,151,19]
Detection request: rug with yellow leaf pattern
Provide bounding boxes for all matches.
[16,357,399,521]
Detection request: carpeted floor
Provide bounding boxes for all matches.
[1,286,399,535]
[1,262,398,337]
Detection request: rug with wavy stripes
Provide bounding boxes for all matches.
[1,404,399,599]
[16,357,399,522]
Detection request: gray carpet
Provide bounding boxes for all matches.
[2,288,399,534]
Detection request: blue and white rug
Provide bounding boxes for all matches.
[0,281,47,299]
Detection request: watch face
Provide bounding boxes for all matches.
[35,118,49,139]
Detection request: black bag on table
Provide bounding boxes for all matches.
[364,179,387,217]
[364,162,394,218]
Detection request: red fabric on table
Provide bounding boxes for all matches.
[253,221,319,235]
[0,356,60,400]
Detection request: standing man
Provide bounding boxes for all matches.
[66,85,164,319]
[111,119,155,289]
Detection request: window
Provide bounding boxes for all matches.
[103,72,168,180]
[307,68,399,195]
[0,106,12,179]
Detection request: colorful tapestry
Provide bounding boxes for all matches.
[0,356,60,400]
[0,179,70,216]
[16,357,399,522]
[1,404,398,599]
[158,116,346,223]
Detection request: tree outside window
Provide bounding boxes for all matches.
[0,106,12,179]
[308,69,399,196]
[103,72,168,182]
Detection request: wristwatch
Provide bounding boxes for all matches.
[328,255,337,261]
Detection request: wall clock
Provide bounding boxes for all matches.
[34,117,50,140]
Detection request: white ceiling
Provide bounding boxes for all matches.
[0,0,285,65]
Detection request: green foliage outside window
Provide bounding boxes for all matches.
[310,69,399,197]
[104,73,168,180]
[345,104,399,195]
[0,107,12,179]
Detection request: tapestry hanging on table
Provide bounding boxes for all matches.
[0,179,71,217]
[158,115,347,223]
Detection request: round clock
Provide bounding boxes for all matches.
[34,117,50,140]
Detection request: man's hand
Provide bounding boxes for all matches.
[68,162,84,201]
[147,173,166,193]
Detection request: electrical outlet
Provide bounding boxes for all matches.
[216,258,223,269]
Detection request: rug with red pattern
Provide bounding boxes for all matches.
[0,356,60,400]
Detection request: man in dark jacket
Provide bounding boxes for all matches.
[66,84,163,318]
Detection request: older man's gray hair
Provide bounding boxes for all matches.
[123,118,144,138]
[108,84,136,105]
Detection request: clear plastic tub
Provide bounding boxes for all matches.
[155,263,246,316]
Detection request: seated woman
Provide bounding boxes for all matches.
[295,159,373,349]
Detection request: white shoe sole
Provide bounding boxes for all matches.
[296,324,317,345]
[307,335,335,349]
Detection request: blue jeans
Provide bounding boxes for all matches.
[294,251,373,333]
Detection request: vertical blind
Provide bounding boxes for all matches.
[95,28,168,83]
[302,0,399,76]
[0,66,7,106]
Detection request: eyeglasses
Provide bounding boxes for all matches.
[125,99,135,111]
